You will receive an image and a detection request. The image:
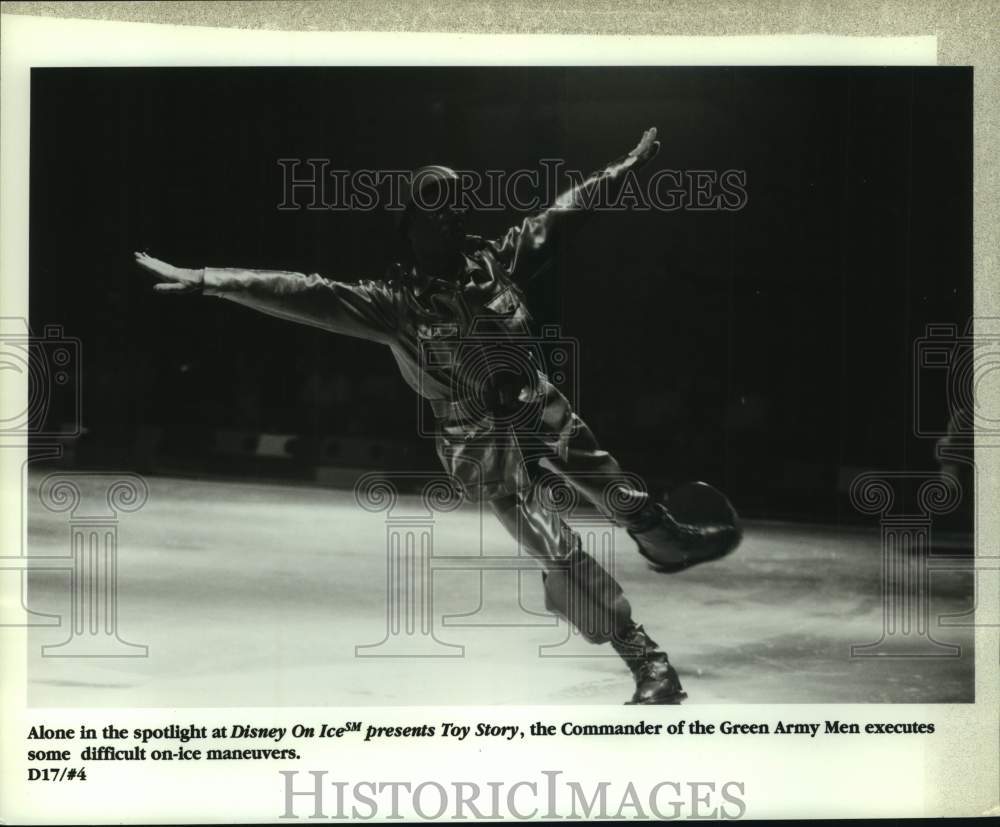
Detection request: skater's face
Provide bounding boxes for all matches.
[406,180,465,263]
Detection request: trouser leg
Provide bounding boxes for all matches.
[490,486,632,645]
[491,486,685,703]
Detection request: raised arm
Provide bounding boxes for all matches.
[134,253,397,343]
[488,127,662,282]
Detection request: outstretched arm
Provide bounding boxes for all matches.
[488,127,661,281]
[134,253,397,343]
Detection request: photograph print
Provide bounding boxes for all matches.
[22,65,974,707]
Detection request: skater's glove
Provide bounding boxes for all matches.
[134,252,205,295]
[626,127,661,168]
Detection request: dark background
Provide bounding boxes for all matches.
[29,67,973,522]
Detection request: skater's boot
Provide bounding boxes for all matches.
[628,495,742,574]
[612,622,686,705]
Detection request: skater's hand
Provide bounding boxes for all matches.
[134,252,204,295]
[627,127,661,166]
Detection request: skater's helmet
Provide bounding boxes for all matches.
[397,165,460,238]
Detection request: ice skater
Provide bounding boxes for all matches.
[136,127,742,704]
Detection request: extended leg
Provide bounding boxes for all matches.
[491,490,630,644]
[538,412,742,573]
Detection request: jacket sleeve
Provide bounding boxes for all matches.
[487,150,648,284]
[202,268,397,343]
